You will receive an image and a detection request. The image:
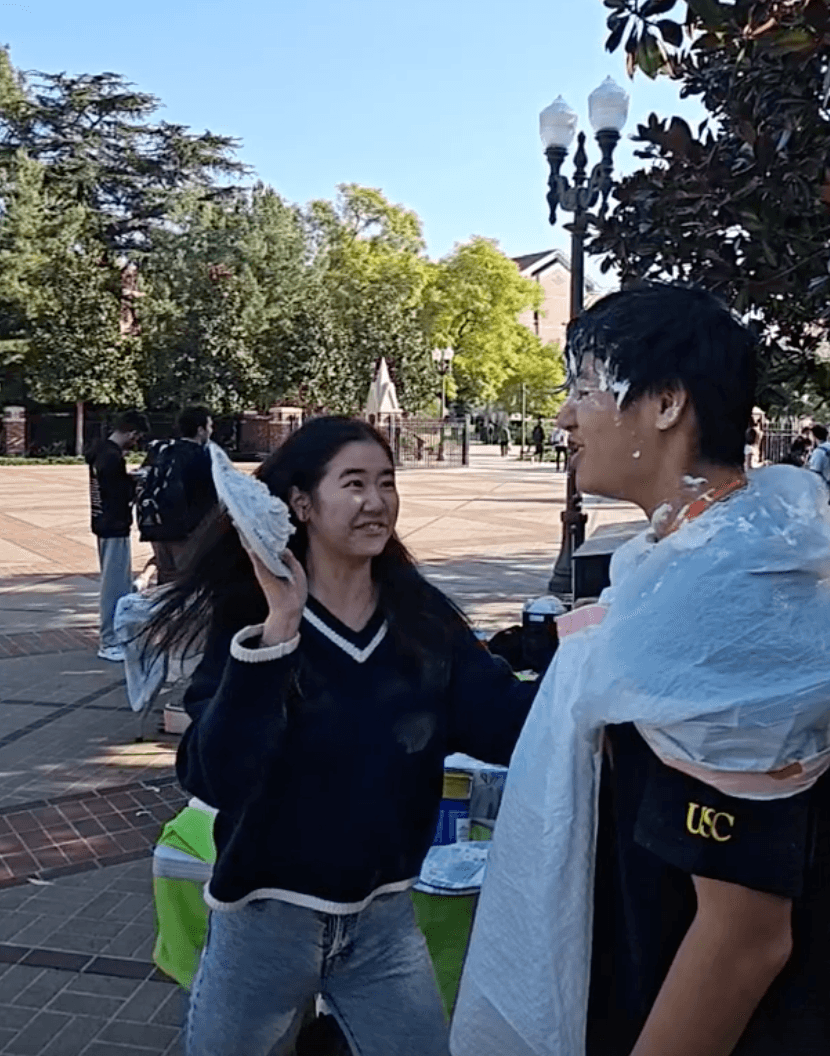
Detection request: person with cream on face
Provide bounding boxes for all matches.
[451,285,830,1056]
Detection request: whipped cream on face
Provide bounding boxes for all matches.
[596,361,631,410]
[566,341,632,410]
[651,502,673,535]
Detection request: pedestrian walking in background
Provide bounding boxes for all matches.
[551,426,569,471]
[137,407,217,585]
[531,419,545,462]
[144,416,537,1056]
[744,426,760,470]
[750,406,766,465]
[498,423,510,457]
[807,424,830,492]
[86,410,149,661]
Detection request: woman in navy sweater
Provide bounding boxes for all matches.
[146,417,538,1056]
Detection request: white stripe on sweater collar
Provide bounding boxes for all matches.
[302,607,388,664]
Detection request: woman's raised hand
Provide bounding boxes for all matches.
[244,545,308,646]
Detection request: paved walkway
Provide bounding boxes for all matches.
[0,446,644,1055]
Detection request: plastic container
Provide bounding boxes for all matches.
[163,702,192,735]
[521,594,566,672]
[433,771,472,845]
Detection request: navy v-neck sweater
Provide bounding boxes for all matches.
[176,596,537,912]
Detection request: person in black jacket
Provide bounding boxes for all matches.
[531,418,545,462]
[86,409,148,661]
[139,406,217,585]
[143,416,539,1056]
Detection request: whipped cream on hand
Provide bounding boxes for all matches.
[209,441,295,580]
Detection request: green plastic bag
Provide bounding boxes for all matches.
[410,889,478,1019]
[152,803,216,990]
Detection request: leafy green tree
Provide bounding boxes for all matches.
[0,149,44,385]
[140,184,319,412]
[592,0,830,409]
[0,47,248,430]
[301,185,436,413]
[25,209,143,441]
[140,194,265,412]
[426,237,546,405]
[498,338,567,418]
[0,150,142,447]
[0,48,246,257]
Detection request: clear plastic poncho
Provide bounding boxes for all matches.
[450,465,830,1056]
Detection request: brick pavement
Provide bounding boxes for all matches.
[0,448,644,1054]
[0,779,188,888]
[0,861,184,1056]
[0,631,98,661]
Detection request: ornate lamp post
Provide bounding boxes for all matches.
[542,76,629,598]
[432,347,455,418]
[432,347,454,461]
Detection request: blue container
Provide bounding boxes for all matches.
[433,771,472,845]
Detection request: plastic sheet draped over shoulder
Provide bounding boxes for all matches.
[450,466,830,1056]
[584,466,830,771]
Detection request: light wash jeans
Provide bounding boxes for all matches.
[186,891,450,1056]
[96,536,132,650]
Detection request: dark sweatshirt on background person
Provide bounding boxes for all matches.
[86,438,134,537]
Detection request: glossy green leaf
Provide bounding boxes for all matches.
[640,0,677,16]
[657,18,683,47]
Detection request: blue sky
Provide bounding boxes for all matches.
[1,0,703,268]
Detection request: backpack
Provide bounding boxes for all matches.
[137,440,197,542]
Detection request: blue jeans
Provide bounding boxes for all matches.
[96,536,132,649]
[186,891,450,1056]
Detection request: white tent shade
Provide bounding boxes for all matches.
[365,357,402,418]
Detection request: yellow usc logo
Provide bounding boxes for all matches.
[686,803,735,843]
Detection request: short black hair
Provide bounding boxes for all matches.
[114,410,149,434]
[565,284,757,468]
[177,406,211,439]
[812,424,828,443]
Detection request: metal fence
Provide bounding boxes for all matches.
[763,422,812,464]
[376,418,469,468]
[6,407,471,466]
[21,409,243,457]
[763,429,794,465]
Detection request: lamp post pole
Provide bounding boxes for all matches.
[521,382,527,460]
[432,348,454,462]
[541,79,629,599]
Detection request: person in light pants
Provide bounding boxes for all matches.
[85,409,148,661]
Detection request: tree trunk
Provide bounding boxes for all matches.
[75,400,84,456]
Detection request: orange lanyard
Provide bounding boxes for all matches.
[662,476,748,539]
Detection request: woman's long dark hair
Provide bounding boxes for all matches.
[142,416,469,666]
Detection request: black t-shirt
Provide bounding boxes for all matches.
[588,723,830,1056]
[86,438,133,538]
